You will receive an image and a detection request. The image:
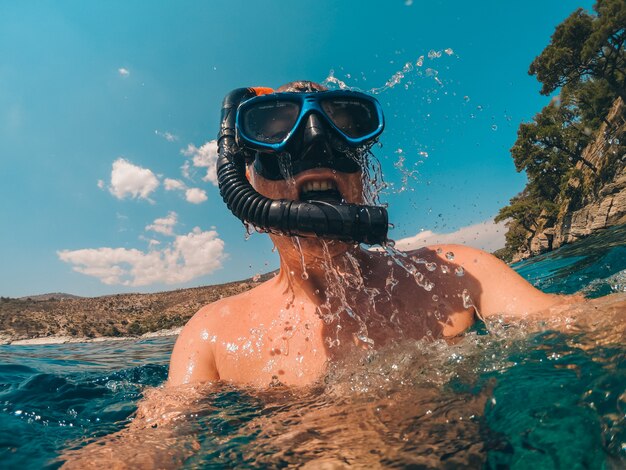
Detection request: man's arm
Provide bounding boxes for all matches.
[168,304,221,386]
[432,244,578,318]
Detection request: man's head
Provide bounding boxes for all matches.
[215,82,389,245]
[246,81,365,205]
[239,81,383,193]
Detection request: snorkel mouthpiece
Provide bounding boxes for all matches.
[216,87,389,245]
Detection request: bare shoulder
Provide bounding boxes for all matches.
[167,284,261,386]
[415,243,515,279]
[407,243,494,263]
[403,243,505,278]
[407,244,567,317]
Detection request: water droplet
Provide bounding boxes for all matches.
[444,48,454,55]
[462,289,473,309]
[455,266,465,277]
[301,272,309,280]
[427,49,442,59]
[491,124,498,131]
[463,95,470,102]
[416,56,424,67]
[252,274,261,282]
[440,265,449,274]
[426,262,437,271]
[432,294,439,301]
[445,252,455,260]
[436,248,443,254]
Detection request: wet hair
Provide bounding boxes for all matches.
[276,80,327,93]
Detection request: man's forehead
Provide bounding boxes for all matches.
[276,81,327,93]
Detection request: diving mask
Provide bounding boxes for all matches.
[235,90,385,180]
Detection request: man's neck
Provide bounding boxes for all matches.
[272,235,367,300]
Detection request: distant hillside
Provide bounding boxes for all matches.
[18,293,84,302]
[0,273,274,343]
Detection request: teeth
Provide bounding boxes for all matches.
[301,180,337,193]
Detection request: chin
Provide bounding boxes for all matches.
[296,236,353,259]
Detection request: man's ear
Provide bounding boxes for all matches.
[245,164,251,182]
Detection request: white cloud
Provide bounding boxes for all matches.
[145,211,178,236]
[394,219,506,253]
[58,228,226,286]
[181,161,192,180]
[118,67,130,77]
[109,158,159,201]
[182,140,218,185]
[163,177,208,205]
[97,179,105,189]
[155,130,178,142]
[164,178,186,191]
[185,188,208,204]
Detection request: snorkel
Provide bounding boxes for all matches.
[216,87,388,245]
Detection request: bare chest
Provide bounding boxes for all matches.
[211,282,475,386]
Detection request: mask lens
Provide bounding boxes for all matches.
[241,100,300,144]
[321,98,379,138]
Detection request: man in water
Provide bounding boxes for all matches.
[62,81,593,468]
[167,81,574,388]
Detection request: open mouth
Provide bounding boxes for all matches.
[299,179,343,203]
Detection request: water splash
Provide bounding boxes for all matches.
[368,61,414,94]
[393,148,420,193]
[324,48,456,96]
[384,244,436,293]
[322,69,352,90]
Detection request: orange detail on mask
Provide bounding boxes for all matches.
[251,87,275,96]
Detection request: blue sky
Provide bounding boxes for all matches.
[0,0,594,297]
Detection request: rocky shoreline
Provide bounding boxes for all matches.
[512,99,626,262]
[0,275,273,345]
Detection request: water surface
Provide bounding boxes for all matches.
[1,227,625,468]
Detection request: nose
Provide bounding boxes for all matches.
[302,113,328,147]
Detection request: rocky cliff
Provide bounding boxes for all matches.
[514,98,626,261]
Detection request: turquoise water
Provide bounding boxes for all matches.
[1,227,625,468]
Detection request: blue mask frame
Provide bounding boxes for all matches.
[235,90,385,153]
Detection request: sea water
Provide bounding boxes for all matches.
[1,226,625,468]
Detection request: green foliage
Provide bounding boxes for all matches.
[511,100,594,183]
[529,0,626,102]
[560,168,586,210]
[496,192,542,232]
[127,321,144,336]
[564,79,618,129]
[492,246,515,263]
[494,219,530,263]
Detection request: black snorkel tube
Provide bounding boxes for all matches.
[216,88,388,245]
